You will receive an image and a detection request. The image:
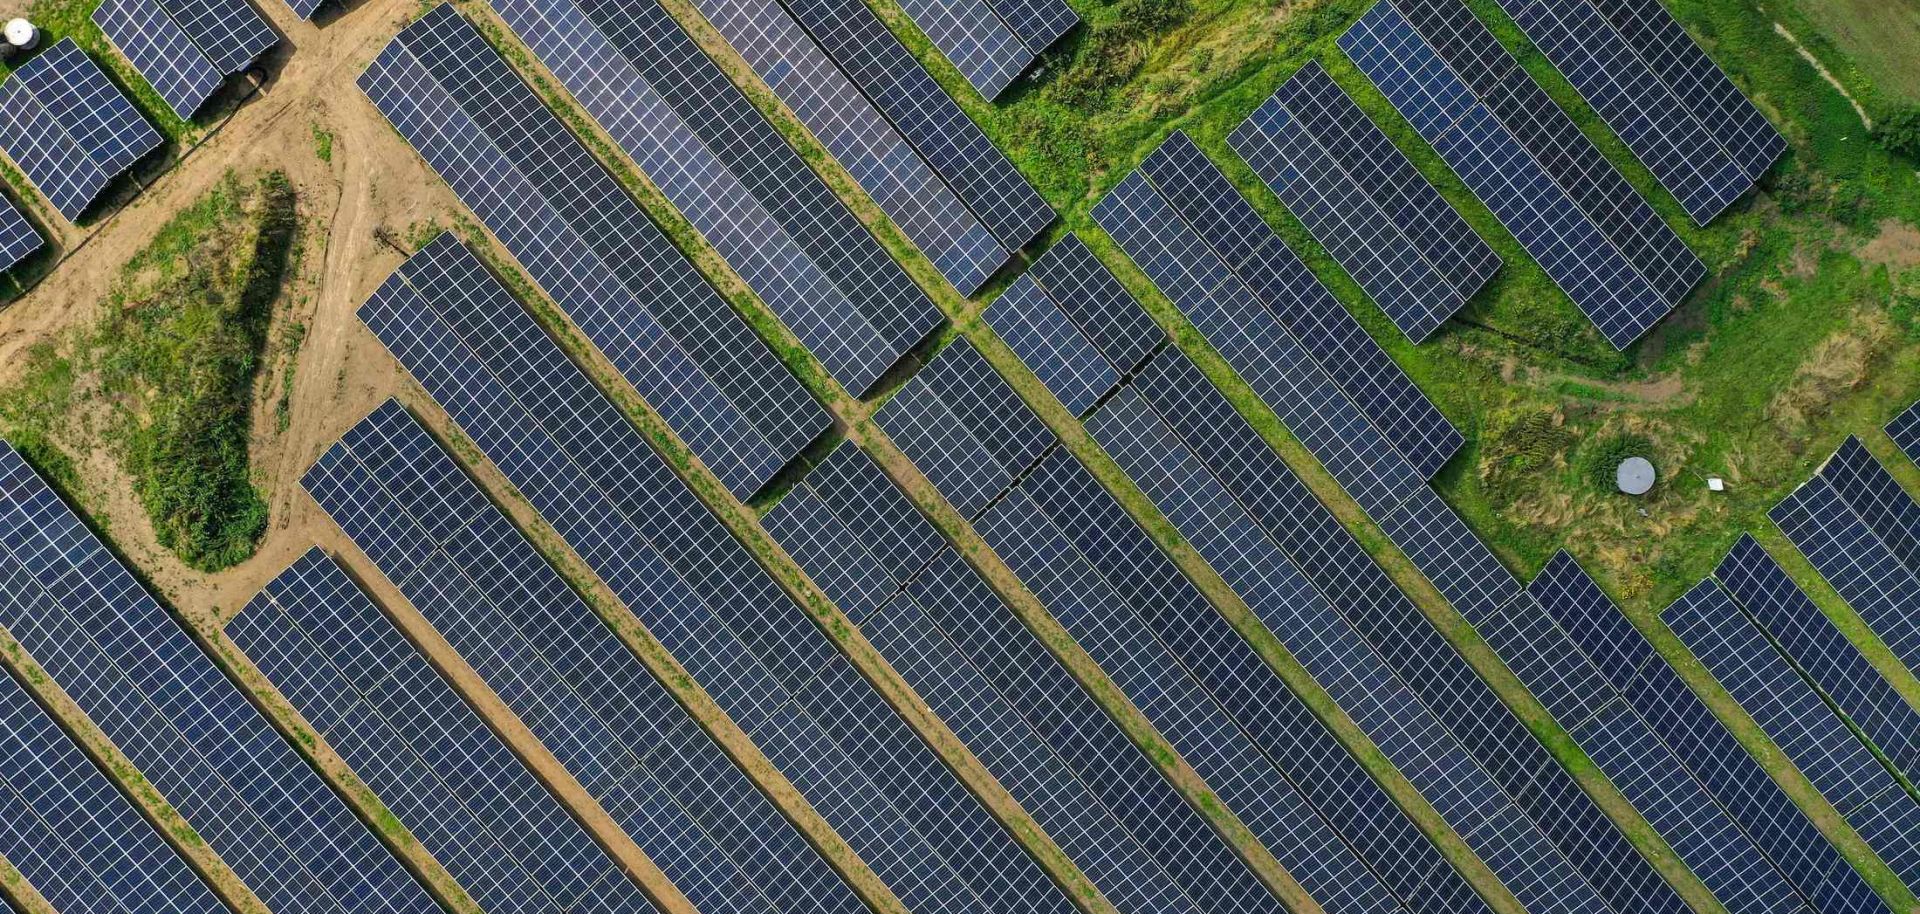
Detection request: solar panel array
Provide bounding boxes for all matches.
[891,0,1032,99]
[1714,536,1920,779]
[678,0,1007,294]
[1230,61,1500,341]
[231,550,667,914]
[1380,486,1522,625]
[767,444,1286,914]
[1026,235,1166,375]
[981,275,1117,415]
[360,6,827,498]
[1133,132,1463,478]
[1770,438,1920,675]
[1891,400,1920,468]
[991,255,1695,914]
[0,661,227,914]
[0,40,161,221]
[92,0,275,119]
[777,0,1054,250]
[349,236,1071,914]
[0,195,42,274]
[1582,0,1786,183]
[1500,554,1814,914]
[1339,0,1705,349]
[1092,167,1427,516]
[490,0,941,395]
[1489,0,1771,223]
[0,443,441,914]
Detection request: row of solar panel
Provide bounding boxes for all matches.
[0,194,43,275]
[1890,401,1920,468]
[343,232,1079,914]
[971,244,1723,914]
[766,443,1293,914]
[92,0,275,120]
[488,0,943,396]
[0,443,445,914]
[1336,0,1725,349]
[891,0,1075,98]
[0,40,161,222]
[362,5,828,499]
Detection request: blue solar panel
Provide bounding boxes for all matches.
[1092,169,1425,516]
[1379,486,1521,625]
[91,0,223,119]
[283,0,323,19]
[1527,551,1658,693]
[874,375,1013,518]
[1661,581,1892,817]
[490,0,940,395]
[360,8,827,497]
[1477,593,1615,728]
[893,0,1031,98]
[149,0,275,73]
[0,663,226,914]
[1230,76,1480,342]
[1568,703,1804,914]
[1770,464,1920,676]
[0,41,162,221]
[0,444,440,914]
[1119,355,1689,914]
[1890,400,1920,469]
[1845,790,1920,891]
[1819,437,1920,572]
[779,0,1054,250]
[1136,131,1464,478]
[1626,656,1886,914]
[1026,235,1166,374]
[984,0,1077,54]
[1585,0,1786,183]
[918,336,1056,475]
[803,443,947,587]
[231,551,666,914]
[982,276,1119,415]
[765,487,903,622]
[974,487,1403,914]
[1714,535,1920,780]
[1490,0,1757,223]
[1338,0,1702,349]
[680,0,1009,294]
[351,237,1068,914]
[0,195,42,274]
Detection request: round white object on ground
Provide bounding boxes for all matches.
[3,19,36,49]
[1617,457,1656,495]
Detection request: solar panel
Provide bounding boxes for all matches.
[1770,476,1920,676]
[1526,552,1658,693]
[1026,235,1166,375]
[1845,789,1920,891]
[230,551,666,914]
[1087,388,1589,914]
[1625,657,1886,914]
[283,0,323,19]
[982,276,1118,415]
[1379,486,1521,625]
[1890,400,1920,469]
[874,375,1013,518]
[1476,593,1615,728]
[1661,581,1892,817]
[1338,1,1702,349]
[1489,0,1756,224]
[1568,704,1804,914]
[151,0,275,73]
[1229,78,1478,342]
[360,8,827,497]
[679,0,1009,294]
[982,0,1077,54]
[892,0,1031,98]
[91,0,223,119]
[352,238,1069,914]
[804,443,947,586]
[765,487,903,621]
[0,663,227,914]
[490,0,941,395]
[1136,131,1464,478]
[0,41,161,221]
[1092,169,1425,516]
[0,444,440,914]
[1585,0,1786,182]
[0,195,42,274]
[777,0,1054,249]
[973,487,1405,914]
[1714,535,1920,779]
[1818,437,1920,572]
[1119,356,1689,914]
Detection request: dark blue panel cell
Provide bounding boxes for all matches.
[0,195,42,274]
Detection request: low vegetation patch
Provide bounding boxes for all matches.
[0,171,299,571]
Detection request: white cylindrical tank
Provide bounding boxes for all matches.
[3,19,37,50]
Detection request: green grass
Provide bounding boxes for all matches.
[1,171,299,571]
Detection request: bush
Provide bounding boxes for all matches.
[1578,433,1655,493]
[1872,105,1920,159]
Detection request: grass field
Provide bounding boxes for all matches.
[885,0,1920,610]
